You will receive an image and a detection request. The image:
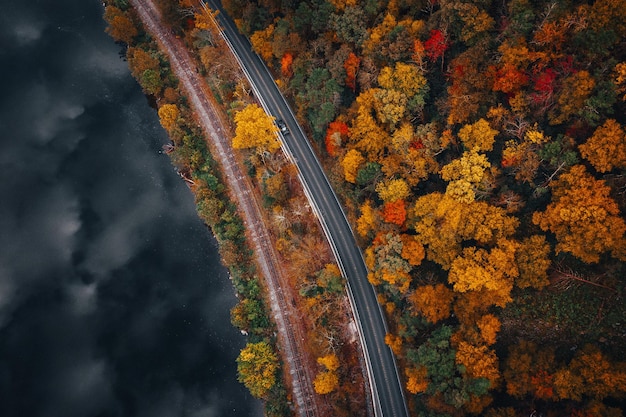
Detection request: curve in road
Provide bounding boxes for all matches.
[202,2,410,416]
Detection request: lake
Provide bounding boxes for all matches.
[0,0,261,415]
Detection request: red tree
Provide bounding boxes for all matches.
[424,29,448,63]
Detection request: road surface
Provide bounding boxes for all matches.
[203,1,410,416]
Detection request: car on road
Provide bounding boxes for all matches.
[276,119,289,135]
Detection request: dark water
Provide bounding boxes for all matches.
[0,0,261,415]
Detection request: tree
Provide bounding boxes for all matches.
[127,47,160,79]
[237,341,279,398]
[455,342,500,387]
[457,119,498,152]
[409,283,455,324]
[104,6,137,44]
[356,200,379,237]
[447,239,519,308]
[313,371,339,394]
[477,314,501,346]
[232,104,280,153]
[314,354,340,394]
[424,29,448,64]
[250,24,275,62]
[532,165,626,263]
[406,366,429,394]
[440,149,491,203]
[412,193,519,269]
[376,178,410,203]
[400,234,425,266]
[325,120,349,157]
[158,103,179,132]
[343,52,360,91]
[579,119,626,173]
[382,199,407,226]
[341,149,364,183]
[549,70,595,125]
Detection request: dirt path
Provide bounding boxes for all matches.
[128,1,321,415]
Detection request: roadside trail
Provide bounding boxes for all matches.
[128,1,319,415]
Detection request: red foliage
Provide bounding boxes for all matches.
[410,140,424,150]
[344,52,361,91]
[325,121,349,157]
[281,53,293,77]
[493,63,529,94]
[424,29,448,62]
[531,370,555,400]
[530,68,557,106]
[382,200,407,226]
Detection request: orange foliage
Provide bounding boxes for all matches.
[382,199,407,226]
[579,119,626,173]
[280,52,293,77]
[344,52,360,91]
[409,283,454,324]
[406,366,429,394]
[384,333,403,356]
[532,165,626,263]
[400,234,425,266]
[455,342,501,387]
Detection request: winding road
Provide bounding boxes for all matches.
[202,1,409,416]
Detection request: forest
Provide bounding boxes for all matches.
[104,0,626,416]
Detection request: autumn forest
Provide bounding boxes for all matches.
[104,0,626,415]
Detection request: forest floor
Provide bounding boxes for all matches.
[129,1,354,416]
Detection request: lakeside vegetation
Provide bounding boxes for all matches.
[104,0,368,415]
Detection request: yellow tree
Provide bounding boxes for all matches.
[412,193,519,269]
[579,119,626,173]
[356,200,379,237]
[341,149,365,184]
[232,104,280,153]
[440,149,491,203]
[313,354,340,394]
[447,239,519,307]
[376,178,410,203]
[457,118,498,152]
[237,341,279,398]
[532,165,626,263]
[250,24,275,63]
[158,103,179,133]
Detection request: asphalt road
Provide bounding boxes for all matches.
[203,2,410,416]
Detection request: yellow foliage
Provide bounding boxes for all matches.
[532,165,626,263]
[356,200,378,237]
[158,104,179,132]
[350,92,391,159]
[441,149,491,202]
[341,149,365,184]
[412,193,519,269]
[378,62,428,99]
[317,354,340,372]
[376,178,410,203]
[237,341,278,398]
[250,24,275,62]
[313,370,339,395]
[524,129,548,144]
[579,119,626,172]
[232,104,280,153]
[458,118,498,151]
[448,239,519,307]
[455,342,500,387]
